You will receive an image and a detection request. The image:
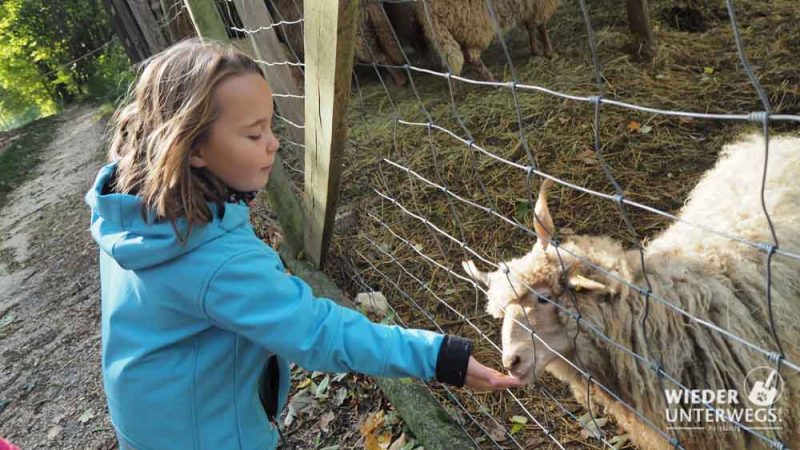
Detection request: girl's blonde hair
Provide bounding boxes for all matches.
[107,38,262,237]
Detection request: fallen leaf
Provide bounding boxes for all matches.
[315,375,330,399]
[283,388,313,428]
[78,409,95,424]
[320,446,340,450]
[297,378,312,389]
[23,380,36,394]
[333,373,347,383]
[356,292,389,318]
[703,66,714,74]
[577,149,597,165]
[388,433,407,450]
[373,432,392,450]
[334,387,348,406]
[577,413,608,439]
[399,440,417,450]
[608,434,630,449]
[384,411,399,426]
[0,313,14,329]
[509,415,528,434]
[380,308,396,325]
[638,125,653,134]
[360,410,384,436]
[47,425,63,440]
[510,415,528,425]
[360,410,392,450]
[319,410,335,432]
[485,421,508,442]
[627,120,641,131]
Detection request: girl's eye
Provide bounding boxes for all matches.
[248,135,262,141]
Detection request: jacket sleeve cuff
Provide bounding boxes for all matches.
[435,335,473,387]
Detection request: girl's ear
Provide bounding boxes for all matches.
[189,146,208,168]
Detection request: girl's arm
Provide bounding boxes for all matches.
[203,248,473,386]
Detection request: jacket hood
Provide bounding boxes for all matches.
[85,162,250,270]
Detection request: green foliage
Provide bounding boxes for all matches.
[0,0,133,129]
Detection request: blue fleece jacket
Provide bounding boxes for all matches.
[86,163,447,449]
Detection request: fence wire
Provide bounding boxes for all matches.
[222,1,798,448]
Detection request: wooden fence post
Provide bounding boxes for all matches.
[128,1,170,53]
[627,0,655,59]
[183,0,228,42]
[184,0,306,254]
[104,0,153,63]
[303,0,358,268]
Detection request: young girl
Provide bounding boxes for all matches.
[85,39,520,449]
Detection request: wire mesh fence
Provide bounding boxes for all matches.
[220,0,799,448]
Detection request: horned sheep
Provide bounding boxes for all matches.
[463,133,800,449]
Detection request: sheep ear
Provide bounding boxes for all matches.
[533,178,555,250]
[486,298,505,319]
[462,260,489,286]
[568,274,607,292]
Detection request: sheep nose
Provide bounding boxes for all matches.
[503,354,521,372]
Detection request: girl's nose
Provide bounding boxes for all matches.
[267,134,280,154]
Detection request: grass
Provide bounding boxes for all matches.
[0,115,60,210]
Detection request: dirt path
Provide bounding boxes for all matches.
[0,105,115,449]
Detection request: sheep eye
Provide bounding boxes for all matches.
[537,294,550,304]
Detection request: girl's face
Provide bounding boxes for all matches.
[190,73,280,192]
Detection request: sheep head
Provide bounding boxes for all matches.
[463,179,628,383]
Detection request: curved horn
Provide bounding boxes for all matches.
[534,178,555,250]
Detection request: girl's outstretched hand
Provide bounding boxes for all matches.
[463,356,524,391]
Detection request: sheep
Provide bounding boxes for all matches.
[266,0,409,86]
[383,2,430,58]
[414,0,560,80]
[462,133,800,450]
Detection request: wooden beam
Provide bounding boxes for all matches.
[184,0,227,42]
[303,0,358,268]
[184,0,306,254]
[128,0,170,53]
[232,0,304,142]
[104,0,151,63]
[627,0,655,59]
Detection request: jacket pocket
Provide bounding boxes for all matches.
[258,355,280,421]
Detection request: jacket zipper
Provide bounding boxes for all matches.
[259,355,286,447]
